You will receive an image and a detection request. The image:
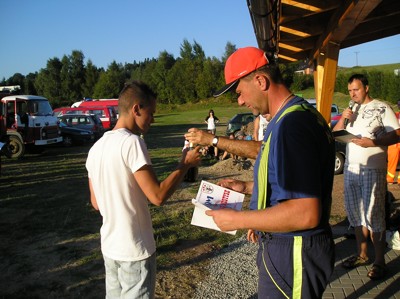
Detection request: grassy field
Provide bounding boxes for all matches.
[0,102,251,298]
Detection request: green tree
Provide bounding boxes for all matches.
[382,73,400,104]
[83,60,100,99]
[34,57,63,106]
[335,72,348,94]
[367,71,383,99]
[222,41,237,63]
[23,73,37,95]
[6,73,25,89]
[93,61,125,98]
[60,55,73,106]
[153,51,175,104]
[196,57,222,99]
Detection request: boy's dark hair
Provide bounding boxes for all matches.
[118,81,157,115]
[348,74,369,87]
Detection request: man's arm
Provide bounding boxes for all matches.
[185,128,262,159]
[206,197,321,233]
[253,116,260,141]
[351,129,400,148]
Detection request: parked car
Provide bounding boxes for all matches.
[226,113,256,135]
[59,122,94,146]
[53,106,117,130]
[334,140,346,175]
[330,114,342,128]
[306,98,341,127]
[58,114,104,140]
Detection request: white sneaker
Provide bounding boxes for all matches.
[389,231,400,250]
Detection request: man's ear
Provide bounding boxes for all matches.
[254,74,269,91]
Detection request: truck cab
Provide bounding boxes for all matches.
[1,95,63,158]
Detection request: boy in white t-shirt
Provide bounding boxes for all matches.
[86,81,201,298]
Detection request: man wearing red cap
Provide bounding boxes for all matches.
[185,47,335,298]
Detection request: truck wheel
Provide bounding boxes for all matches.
[334,152,345,175]
[9,136,25,159]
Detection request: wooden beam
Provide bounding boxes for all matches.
[313,41,340,124]
[312,0,383,61]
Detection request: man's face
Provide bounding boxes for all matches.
[235,75,266,115]
[348,79,368,104]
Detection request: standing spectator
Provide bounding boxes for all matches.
[333,74,399,280]
[186,47,335,298]
[204,109,219,135]
[204,109,220,159]
[387,111,400,184]
[253,113,271,141]
[86,81,201,298]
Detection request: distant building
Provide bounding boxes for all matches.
[0,85,21,92]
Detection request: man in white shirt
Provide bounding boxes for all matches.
[333,74,399,280]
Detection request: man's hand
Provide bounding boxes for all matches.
[185,128,214,146]
[181,145,202,167]
[351,137,375,148]
[205,209,241,232]
[247,229,258,243]
[217,178,251,194]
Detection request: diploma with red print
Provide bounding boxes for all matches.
[191,180,245,235]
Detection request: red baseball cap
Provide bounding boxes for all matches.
[213,47,269,97]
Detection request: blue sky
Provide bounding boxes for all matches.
[1,0,399,80]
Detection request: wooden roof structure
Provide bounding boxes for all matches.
[247,0,400,122]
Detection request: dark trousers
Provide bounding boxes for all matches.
[257,231,334,299]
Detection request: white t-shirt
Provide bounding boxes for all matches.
[207,117,216,130]
[258,115,269,141]
[346,99,400,169]
[86,128,156,261]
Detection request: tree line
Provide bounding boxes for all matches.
[1,39,399,108]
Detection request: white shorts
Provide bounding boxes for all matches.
[344,166,386,232]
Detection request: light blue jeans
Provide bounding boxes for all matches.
[104,253,156,299]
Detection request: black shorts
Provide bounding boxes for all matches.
[257,231,334,299]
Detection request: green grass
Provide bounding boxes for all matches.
[0,101,248,297]
[338,62,400,74]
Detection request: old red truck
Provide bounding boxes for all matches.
[0,95,63,158]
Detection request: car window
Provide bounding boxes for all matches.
[89,109,104,117]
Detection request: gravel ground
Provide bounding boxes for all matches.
[193,235,258,299]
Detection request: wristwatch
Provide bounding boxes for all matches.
[212,136,219,146]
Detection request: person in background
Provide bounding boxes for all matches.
[204,109,220,159]
[253,113,271,141]
[220,132,235,160]
[186,47,335,298]
[386,110,400,184]
[333,74,399,280]
[86,81,201,298]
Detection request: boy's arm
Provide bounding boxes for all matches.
[88,178,99,210]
